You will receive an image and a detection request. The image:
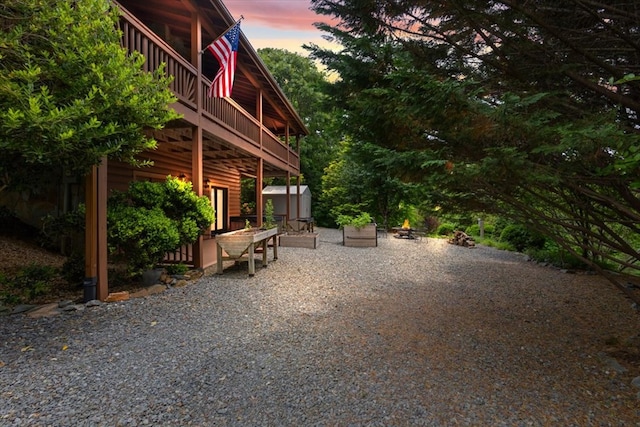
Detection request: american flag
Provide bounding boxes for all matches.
[206,22,241,98]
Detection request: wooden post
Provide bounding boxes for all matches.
[256,158,263,228]
[296,175,301,220]
[191,12,204,269]
[216,242,223,274]
[286,171,291,221]
[192,125,204,269]
[272,234,278,260]
[84,166,98,301]
[262,239,268,267]
[248,241,255,276]
[85,160,109,301]
[97,158,108,301]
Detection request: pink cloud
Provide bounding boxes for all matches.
[225,0,328,31]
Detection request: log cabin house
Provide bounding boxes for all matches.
[85,0,309,299]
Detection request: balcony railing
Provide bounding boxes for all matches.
[117,4,299,171]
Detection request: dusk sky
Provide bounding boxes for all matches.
[223,0,339,56]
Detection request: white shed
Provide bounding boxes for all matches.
[262,185,312,219]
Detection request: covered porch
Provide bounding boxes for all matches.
[85,0,309,300]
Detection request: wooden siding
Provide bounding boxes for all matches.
[108,155,242,225]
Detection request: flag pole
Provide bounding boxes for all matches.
[200,16,244,55]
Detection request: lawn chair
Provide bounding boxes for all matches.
[375,219,388,239]
[412,229,427,243]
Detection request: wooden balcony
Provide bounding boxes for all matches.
[117,5,300,174]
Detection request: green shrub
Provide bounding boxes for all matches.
[465,223,495,237]
[263,199,277,229]
[108,206,180,273]
[165,263,189,275]
[336,212,373,229]
[526,242,590,270]
[436,223,456,236]
[499,225,529,251]
[40,204,86,253]
[61,252,85,285]
[465,224,480,236]
[107,176,214,275]
[1,264,58,303]
[499,224,546,252]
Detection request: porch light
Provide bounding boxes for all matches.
[204,178,211,188]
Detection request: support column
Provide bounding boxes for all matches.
[296,175,301,221]
[191,12,204,269]
[84,166,97,301]
[84,158,108,301]
[296,135,302,220]
[256,158,263,228]
[97,158,108,301]
[191,12,202,106]
[192,125,204,269]
[285,171,291,221]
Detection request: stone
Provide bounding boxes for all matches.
[187,270,203,281]
[85,300,102,307]
[26,303,60,318]
[105,291,130,302]
[598,352,627,374]
[146,284,167,295]
[173,279,189,288]
[130,284,166,299]
[129,288,149,299]
[0,305,10,316]
[11,304,37,314]
[141,268,164,286]
[58,300,75,308]
[632,376,640,389]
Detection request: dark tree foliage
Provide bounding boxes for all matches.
[257,48,342,226]
[309,0,640,300]
[0,0,179,194]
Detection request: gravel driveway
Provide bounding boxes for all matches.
[1,227,639,426]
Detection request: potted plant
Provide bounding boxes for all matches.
[262,199,278,231]
[337,212,377,247]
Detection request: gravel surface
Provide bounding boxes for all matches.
[1,227,639,426]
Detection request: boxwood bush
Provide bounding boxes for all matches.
[465,223,495,238]
[499,224,546,252]
[436,223,456,236]
[107,176,214,274]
